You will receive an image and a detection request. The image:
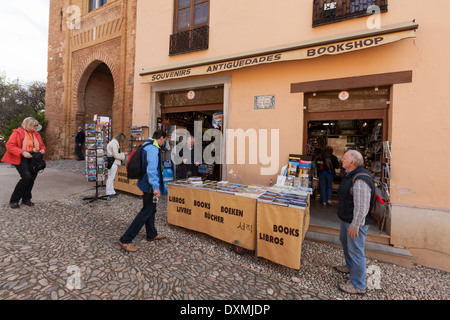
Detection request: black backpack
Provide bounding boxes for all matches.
[352,173,391,230]
[126,142,152,180]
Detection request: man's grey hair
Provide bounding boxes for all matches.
[345,149,364,167]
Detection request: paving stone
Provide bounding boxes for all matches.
[0,160,448,301]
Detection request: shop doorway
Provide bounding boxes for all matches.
[306,118,387,234]
[162,109,223,181]
[158,85,224,181]
[303,86,391,238]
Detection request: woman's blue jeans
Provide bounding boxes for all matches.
[339,221,369,290]
[318,171,334,202]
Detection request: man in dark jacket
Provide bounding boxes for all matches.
[75,127,85,160]
[335,149,374,295]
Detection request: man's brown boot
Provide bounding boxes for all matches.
[119,241,138,252]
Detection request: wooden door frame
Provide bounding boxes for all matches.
[150,75,231,180]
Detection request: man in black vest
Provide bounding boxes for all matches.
[335,149,375,295]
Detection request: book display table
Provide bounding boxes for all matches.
[167,180,310,270]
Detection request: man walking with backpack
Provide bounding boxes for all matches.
[335,149,375,295]
[119,130,168,252]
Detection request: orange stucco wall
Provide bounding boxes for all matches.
[132,0,450,270]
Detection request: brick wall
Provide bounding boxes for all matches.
[45,0,136,159]
[45,0,68,159]
[84,63,114,121]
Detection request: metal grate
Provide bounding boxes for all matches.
[169,26,209,55]
[312,0,388,27]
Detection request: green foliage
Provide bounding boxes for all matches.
[0,71,47,142]
[0,108,48,142]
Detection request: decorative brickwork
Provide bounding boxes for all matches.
[45,0,136,159]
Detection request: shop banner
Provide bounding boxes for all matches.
[167,185,257,250]
[256,202,310,270]
[142,30,416,83]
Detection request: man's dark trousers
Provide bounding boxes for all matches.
[119,192,157,243]
[75,144,84,160]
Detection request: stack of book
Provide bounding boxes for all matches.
[258,191,308,208]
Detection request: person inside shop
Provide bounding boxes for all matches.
[335,149,374,295]
[119,129,168,252]
[1,117,46,209]
[311,148,322,176]
[75,126,85,161]
[311,147,322,197]
[106,133,127,198]
[318,146,340,206]
[176,135,200,180]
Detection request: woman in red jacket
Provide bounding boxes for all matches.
[1,117,46,209]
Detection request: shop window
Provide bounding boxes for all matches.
[312,0,388,27]
[89,0,107,12]
[170,0,210,55]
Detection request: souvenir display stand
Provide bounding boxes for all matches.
[83,117,111,203]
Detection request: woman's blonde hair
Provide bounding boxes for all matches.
[22,117,39,131]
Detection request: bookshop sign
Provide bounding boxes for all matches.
[141,29,417,83]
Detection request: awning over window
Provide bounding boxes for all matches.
[140,21,418,83]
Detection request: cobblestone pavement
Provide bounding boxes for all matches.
[0,161,448,302]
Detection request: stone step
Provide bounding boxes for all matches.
[305,231,414,268]
[308,223,391,245]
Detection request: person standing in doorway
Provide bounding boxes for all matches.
[335,149,374,295]
[311,147,322,199]
[119,130,167,252]
[318,146,339,206]
[2,117,46,209]
[176,135,200,179]
[106,133,127,198]
[75,127,85,161]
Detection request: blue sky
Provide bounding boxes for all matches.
[0,0,50,83]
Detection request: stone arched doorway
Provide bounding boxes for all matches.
[76,61,115,127]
